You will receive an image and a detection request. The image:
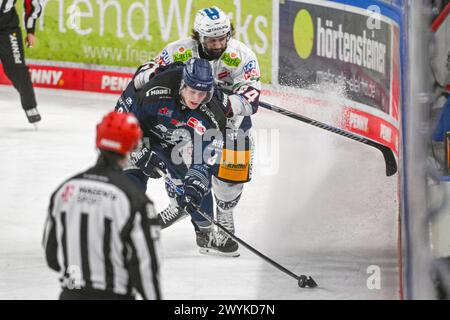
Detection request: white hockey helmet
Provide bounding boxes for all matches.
[194,7,231,40]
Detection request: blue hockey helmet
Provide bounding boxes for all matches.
[181,58,214,104]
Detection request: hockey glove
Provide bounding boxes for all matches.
[209,86,233,118]
[179,167,209,215]
[130,146,167,179]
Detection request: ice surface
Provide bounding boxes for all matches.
[0,85,399,299]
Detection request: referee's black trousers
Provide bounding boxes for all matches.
[0,10,37,111]
[60,288,136,300]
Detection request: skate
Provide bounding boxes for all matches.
[158,205,188,229]
[197,229,240,257]
[201,207,240,257]
[216,207,235,234]
[25,108,41,128]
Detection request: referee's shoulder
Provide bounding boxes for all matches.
[108,170,153,206]
[49,169,88,199]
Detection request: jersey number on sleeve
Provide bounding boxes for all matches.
[236,85,260,103]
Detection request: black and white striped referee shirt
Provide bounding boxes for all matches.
[0,0,42,33]
[43,157,162,300]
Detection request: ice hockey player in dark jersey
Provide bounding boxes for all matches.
[119,6,262,257]
[116,57,236,256]
[43,111,162,300]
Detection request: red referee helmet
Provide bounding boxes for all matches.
[96,111,142,155]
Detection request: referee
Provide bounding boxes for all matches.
[43,111,162,300]
[0,0,42,124]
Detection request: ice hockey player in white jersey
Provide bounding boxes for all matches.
[132,6,261,257]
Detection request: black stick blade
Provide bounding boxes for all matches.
[381,145,398,176]
[257,100,399,177]
[306,276,318,288]
[298,275,318,288]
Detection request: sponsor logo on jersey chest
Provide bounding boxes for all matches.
[187,117,206,135]
[173,47,193,62]
[221,52,241,67]
[218,70,230,80]
[158,106,174,117]
[243,60,260,80]
[146,86,171,96]
[62,184,75,202]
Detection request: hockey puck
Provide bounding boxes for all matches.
[297,275,307,288]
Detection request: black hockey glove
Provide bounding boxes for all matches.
[130,146,167,179]
[179,167,209,215]
[209,86,233,118]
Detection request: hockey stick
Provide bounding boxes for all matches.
[259,100,397,176]
[222,88,397,176]
[158,169,317,288]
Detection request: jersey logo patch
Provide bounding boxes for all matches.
[146,86,171,97]
[62,184,75,203]
[187,117,206,135]
[243,60,260,80]
[173,48,193,62]
[157,49,171,65]
[243,60,257,72]
[158,107,173,117]
[218,71,230,80]
[221,52,241,67]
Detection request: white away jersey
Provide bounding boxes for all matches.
[156,38,261,93]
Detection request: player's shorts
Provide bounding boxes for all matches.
[215,130,254,183]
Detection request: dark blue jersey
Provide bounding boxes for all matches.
[122,64,225,182]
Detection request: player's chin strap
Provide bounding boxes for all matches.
[155,168,318,288]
